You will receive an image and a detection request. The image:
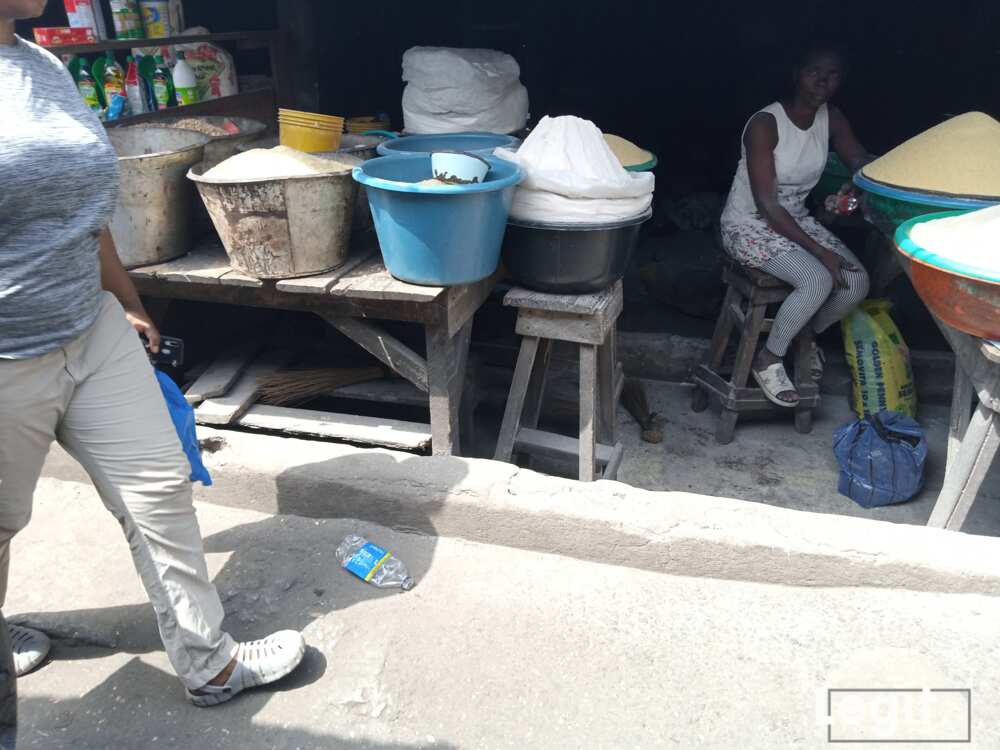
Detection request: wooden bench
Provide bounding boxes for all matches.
[494,282,625,482]
[129,232,495,455]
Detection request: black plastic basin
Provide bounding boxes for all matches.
[501,210,650,294]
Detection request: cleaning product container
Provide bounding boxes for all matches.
[377,132,519,158]
[278,109,343,153]
[502,210,652,294]
[894,211,1000,339]
[107,126,210,268]
[187,161,357,280]
[354,154,522,286]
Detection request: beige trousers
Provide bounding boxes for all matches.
[0,293,235,689]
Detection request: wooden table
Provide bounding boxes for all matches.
[928,330,999,530]
[129,235,496,456]
[886,253,1000,530]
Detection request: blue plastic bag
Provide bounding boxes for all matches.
[833,411,926,508]
[155,370,212,486]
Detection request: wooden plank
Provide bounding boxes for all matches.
[196,351,289,426]
[442,272,499,338]
[504,280,622,316]
[239,405,432,451]
[332,378,427,407]
[579,343,598,481]
[515,309,610,346]
[947,368,975,474]
[218,268,265,288]
[514,428,615,465]
[603,442,625,481]
[329,258,444,303]
[157,242,233,283]
[426,318,473,456]
[929,404,1000,530]
[184,343,257,405]
[275,248,374,294]
[321,315,429,392]
[494,336,541,462]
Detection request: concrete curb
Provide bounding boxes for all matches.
[44,428,999,596]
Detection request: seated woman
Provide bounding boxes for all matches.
[720,42,870,407]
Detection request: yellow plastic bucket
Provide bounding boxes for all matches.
[279,122,341,152]
[278,109,344,152]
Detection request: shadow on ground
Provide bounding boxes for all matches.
[12,452,469,747]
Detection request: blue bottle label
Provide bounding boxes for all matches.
[345,543,391,582]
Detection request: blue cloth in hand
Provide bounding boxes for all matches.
[155,369,212,486]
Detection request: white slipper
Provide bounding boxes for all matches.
[187,630,305,707]
[752,361,799,408]
[10,624,50,677]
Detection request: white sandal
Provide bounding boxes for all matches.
[752,361,800,408]
[187,630,305,707]
[10,624,50,677]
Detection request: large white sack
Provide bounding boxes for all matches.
[509,188,653,225]
[495,115,654,200]
[403,82,529,134]
[403,47,520,94]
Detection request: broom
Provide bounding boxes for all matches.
[621,378,664,444]
[257,366,386,407]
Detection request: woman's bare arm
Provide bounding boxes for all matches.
[98,228,161,351]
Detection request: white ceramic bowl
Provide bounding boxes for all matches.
[431,151,490,184]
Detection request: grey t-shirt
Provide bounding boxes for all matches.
[0,36,119,359]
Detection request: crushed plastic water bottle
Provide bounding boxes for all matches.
[335,535,414,591]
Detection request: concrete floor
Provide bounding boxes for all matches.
[10,480,1000,749]
[605,381,1000,537]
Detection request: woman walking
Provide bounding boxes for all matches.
[0,0,305,735]
[720,43,871,406]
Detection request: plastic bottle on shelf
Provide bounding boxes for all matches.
[76,59,104,115]
[124,56,148,115]
[99,51,127,112]
[335,535,415,591]
[172,52,200,106]
[151,54,175,111]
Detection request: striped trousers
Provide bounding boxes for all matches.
[761,244,870,357]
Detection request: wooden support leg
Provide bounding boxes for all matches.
[793,331,814,434]
[928,402,1000,530]
[716,299,766,444]
[597,327,618,445]
[494,336,542,463]
[946,367,975,477]
[707,286,738,371]
[579,344,599,481]
[425,318,473,456]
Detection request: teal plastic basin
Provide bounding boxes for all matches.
[353,154,523,286]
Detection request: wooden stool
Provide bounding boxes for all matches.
[691,261,819,444]
[495,282,625,481]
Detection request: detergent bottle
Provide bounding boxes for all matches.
[124,56,148,115]
[172,52,199,106]
[76,59,104,115]
[151,54,175,111]
[98,52,127,112]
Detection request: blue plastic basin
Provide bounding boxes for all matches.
[376,132,520,158]
[353,154,523,286]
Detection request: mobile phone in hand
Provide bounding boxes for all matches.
[145,336,185,369]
